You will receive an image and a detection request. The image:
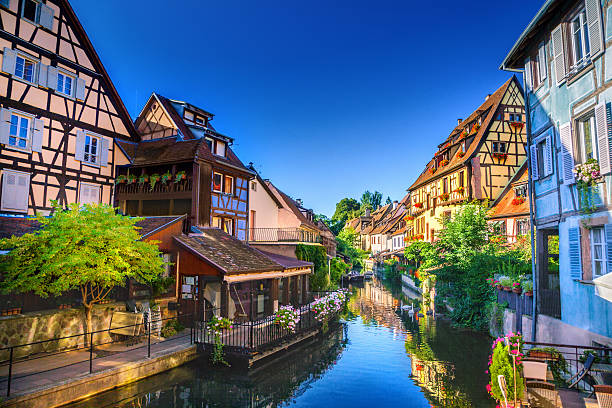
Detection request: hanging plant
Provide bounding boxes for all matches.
[149,174,161,191]
[457,151,465,158]
[207,315,233,366]
[274,305,300,333]
[138,174,149,184]
[439,192,450,202]
[115,175,127,184]
[574,159,602,213]
[511,196,526,205]
[161,170,172,184]
[471,123,481,134]
[174,170,187,183]
[127,174,137,184]
[440,159,449,167]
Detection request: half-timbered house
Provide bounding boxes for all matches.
[116,93,254,240]
[0,0,137,216]
[488,163,530,244]
[407,77,527,242]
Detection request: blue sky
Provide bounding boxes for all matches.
[72,0,542,217]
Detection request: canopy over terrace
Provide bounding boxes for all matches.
[174,229,312,321]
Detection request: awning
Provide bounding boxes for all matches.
[594,273,612,303]
[223,267,311,283]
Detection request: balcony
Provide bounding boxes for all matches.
[115,177,193,200]
[248,228,321,244]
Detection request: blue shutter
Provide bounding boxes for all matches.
[0,0,9,9]
[604,224,612,277]
[568,227,582,281]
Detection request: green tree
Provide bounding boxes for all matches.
[0,203,166,340]
[385,196,392,205]
[331,198,361,225]
[404,241,437,269]
[360,190,383,212]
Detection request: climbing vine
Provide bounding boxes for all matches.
[207,315,233,366]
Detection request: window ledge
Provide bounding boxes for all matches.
[2,143,32,154]
[578,279,595,285]
[12,75,38,87]
[81,161,100,169]
[566,62,593,85]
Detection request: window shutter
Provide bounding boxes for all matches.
[605,224,612,278]
[559,123,575,184]
[524,57,533,91]
[31,118,44,153]
[530,144,539,180]
[38,2,54,30]
[0,108,11,145]
[1,47,16,75]
[551,24,566,85]
[1,171,29,213]
[595,102,611,175]
[37,64,48,88]
[75,77,86,101]
[538,42,547,82]
[99,137,109,167]
[75,129,85,162]
[0,0,9,9]
[568,226,582,281]
[585,0,603,59]
[46,66,58,90]
[544,134,553,176]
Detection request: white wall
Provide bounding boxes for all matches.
[248,179,279,229]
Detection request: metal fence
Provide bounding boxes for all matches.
[539,288,562,319]
[0,313,194,397]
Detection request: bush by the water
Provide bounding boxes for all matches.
[160,319,185,338]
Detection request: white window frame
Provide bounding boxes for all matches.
[223,174,234,195]
[83,133,101,165]
[212,172,222,193]
[21,0,39,25]
[7,111,33,152]
[492,141,507,154]
[78,182,100,205]
[570,9,590,70]
[591,226,607,278]
[56,69,75,98]
[577,113,597,164]
[13,52,37,84]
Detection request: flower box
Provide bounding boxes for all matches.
[440,159,449,167]
[503,286,512,292]
[115,175,127,184]
[509,121,524,129]
[439,193,450,201]
[492,152,508,160]
[511,196,526,205]
[404,215,414,221]
[457,151,465,158]
[470,123,480,134]
[414,203,423,209]
[453,186,465,195]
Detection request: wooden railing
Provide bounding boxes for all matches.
[248,228,321,243]
[115,178,193,196]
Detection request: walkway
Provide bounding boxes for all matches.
[0,332,192,399]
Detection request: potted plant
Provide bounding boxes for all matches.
[510,120,524,129]
[511,196,526,205]
[138,174,149,184]
[460,129,468,138]
[500,276,513,291]
[574,159,603,213]
[161,170,172,184]
[414,202,423,209]
[492,152,508,160]
[127,174,137,184]
[440,159,449,167]
[404,215,414,221]
[439,192,450,201]
[471,123,480,134]
[174,170,187,182]
[454,186,465,195]
[115,175,127,184]
[512,280,522,295]
[457,151,465,158]
[149,174,161,190]
[522,279,533,296]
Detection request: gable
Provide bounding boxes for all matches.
[0,0,137,140]
[136,95,178,141]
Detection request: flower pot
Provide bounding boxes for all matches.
[496,284,503,290]
[512,288,522,295]
[503,286,512,292]
[525,290,533,297]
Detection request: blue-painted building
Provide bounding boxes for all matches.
[502,0,612,344]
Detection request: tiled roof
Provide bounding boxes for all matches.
[136,215,186,238]
[408,77,518,191]
[256,250,313,269]
[489,163,529,219]
[175,229,282,274]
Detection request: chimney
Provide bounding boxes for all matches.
[457,118,462,125]
[295,199,303,207]
[393,200,398,210]
[365,208,371,217]
[485,94,491,101]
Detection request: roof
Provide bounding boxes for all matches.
[500,0,560,70]
[408,77,520,191]
[365,204,393,235]
[174,229,282,274]
[59,0,138,141]
[256,250,313,269]
[0,215,185,240]
[265,181,320,231]
[488,163,530,219]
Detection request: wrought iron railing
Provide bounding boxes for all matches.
[115,177,193,196]
[248,228,322,243]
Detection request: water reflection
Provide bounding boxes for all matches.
[64,279,492,408]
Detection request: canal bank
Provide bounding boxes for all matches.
[61,279,494,408]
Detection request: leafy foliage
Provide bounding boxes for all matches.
[488,334,525,404]
[160,318,185,338]
[295,244,329,290]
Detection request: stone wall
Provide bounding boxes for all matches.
[0,297,178,361]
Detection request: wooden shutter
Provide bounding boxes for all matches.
[38,3,54,30]
[544,134,553,176]
[524,57,533,91]
[1,171,29,213]
[605,224,612,277]
[568,227,582,280]
[75,77,86,101]
[551,24,566,85]
[559,123,575,184]
[595,102,611,175]
[530,145,539,180]
[37,64,48,88]
[538,42,547,82]
[99,137,109,167]
[0,108,11,145]
[46,66,58,90]
[1,47,16,75]
[31,118,44,153]
[586,0,603,59]
[75,129,85,162]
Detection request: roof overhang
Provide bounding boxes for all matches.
[223,267,311,283]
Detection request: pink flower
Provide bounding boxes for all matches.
[486,384,491,392]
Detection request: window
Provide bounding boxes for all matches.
[1,170,29,213]
[577,114,597,164]
[9,113,30,149]
[195,117,204,126]
[442,178,448,194]
[215,140,226,157]
[14,54,36,83]
[212,216,234,235]
[57,72,74,97]
[492,141,507,154]
[205,137,213,151]
[514,184,528,198]
[508,113,522,122]
[459,171,465,187]
[22,0,37,22]
[83,134,99,164]
[251,181,257,191]
[21,0,53,29]
[516,218,530,236]
[212,172,222,192]
[591,227,606,278]
[0,0,9,9]
[570,9,590,68]
[224,175,233,195]
[79,183,100,205]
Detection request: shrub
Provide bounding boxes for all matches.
[160,319,184,338]
[521,279,533,292]
[488,333,525,405]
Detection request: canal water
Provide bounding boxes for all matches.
[64,279,494,408]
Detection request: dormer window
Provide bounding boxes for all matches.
[205,137,213,151]
[514,184,528,197]
[195,117,204,126]
[215,140,226,157]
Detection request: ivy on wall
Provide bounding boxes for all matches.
[295,244,328,290]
